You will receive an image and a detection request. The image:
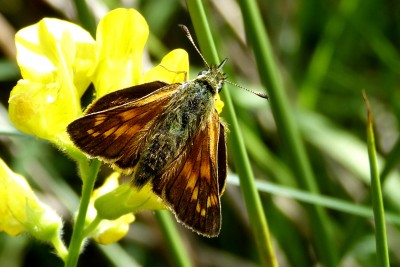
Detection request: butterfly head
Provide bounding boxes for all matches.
[196,58,228,94]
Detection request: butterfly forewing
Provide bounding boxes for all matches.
[85,81,169,113]
[152,111,224,237]
[67,83,178,173]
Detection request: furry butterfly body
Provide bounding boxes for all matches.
[67,60,228,237]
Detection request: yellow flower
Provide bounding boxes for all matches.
[214,93,224,114]
[9,18,96,141]
[7,7,224,243]
[8,8,190,144]
[91,8,188,97]
[93,173,165,221]
[142,48,189,84]
[87,172,164,244]
[92,8,149,97]
[92,216,133,245]
[0,158,62,241]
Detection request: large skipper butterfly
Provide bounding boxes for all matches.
[67,25,266,237]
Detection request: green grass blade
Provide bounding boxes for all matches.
[155,211,193,267]
[363,92,390,267]
[237,0,338,266]
[298,0,360,108]
[185,1,277,266]
[72,0,96,36]
[0,59,19,81]
[228,175,400,226]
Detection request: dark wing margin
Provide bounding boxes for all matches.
[67,83,177,173]
[86,81,169,113]
[152,111,224,237]
[217,122,227,195]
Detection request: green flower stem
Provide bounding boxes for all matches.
[65,158,101,267]
[51,234,68,262]
[155,211,193,267]
[237,0,337,266]
[186,1,277,266]
[83,215,102,237]
[56,136,88,165]
[363,92,390,267]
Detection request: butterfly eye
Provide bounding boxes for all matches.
[198,69,208,76]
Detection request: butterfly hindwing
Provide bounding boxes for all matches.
[152,111,224,237]
[217,122,227,195]
[67,83,178,173]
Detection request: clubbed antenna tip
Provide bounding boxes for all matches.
[178,24,209,68]
[226,80,269,99]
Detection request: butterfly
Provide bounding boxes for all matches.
[67,25,230,237]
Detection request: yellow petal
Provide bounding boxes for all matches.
[214,93,224,114]
[0,159,32,235]
[93,8,149,97]
[8,80,80,141]
[142,48,189,84]
[89,174,164,244]
[92,213,135,245]
[86,172,136,244]
[11,18,96,141]
[0,159,62,239]
[15,18,95,96]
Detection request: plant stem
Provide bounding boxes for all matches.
[65,159,101,267]
[72,0,96,36]
[52,235,68,262]
[83,215,102,237]
[155,211,192,267]
[186,1,277,266]
[237,0,338,266]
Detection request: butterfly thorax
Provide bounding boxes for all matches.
[133,67,225,187]
[195,64,227,94]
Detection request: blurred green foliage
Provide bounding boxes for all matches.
[1,0,400,266]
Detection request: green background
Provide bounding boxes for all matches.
[0,0,399,266]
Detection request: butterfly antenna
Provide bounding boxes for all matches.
[226,80,269,99]
[178,25,268,100]
[178,24,210,69]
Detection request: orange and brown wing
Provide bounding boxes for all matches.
[152,111,227,237]
[67,83,178,173]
